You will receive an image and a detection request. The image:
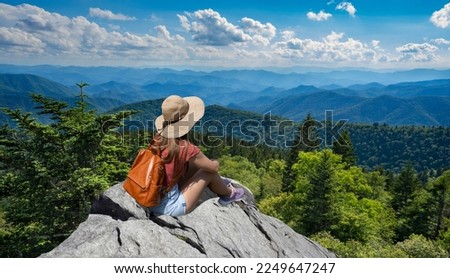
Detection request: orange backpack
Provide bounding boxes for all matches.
[123,141,167,207]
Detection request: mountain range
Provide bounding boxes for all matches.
[1,64,450,126]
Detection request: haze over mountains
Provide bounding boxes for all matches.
[1,64,450,126]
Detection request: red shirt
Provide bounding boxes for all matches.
[161,140,200,186]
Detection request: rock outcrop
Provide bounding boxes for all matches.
[40,181,335,258]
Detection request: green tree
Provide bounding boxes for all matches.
[265,150,396,244]
[332,130,356,167]
[0,85,133,257]
[259,159,285,199]
[391,162,421,212]
[218,155,263,198]
[396,234,448,258]
[298,150,334,235]
[430,170,450,239]
[282,113,320,192]
[391,162,423,241]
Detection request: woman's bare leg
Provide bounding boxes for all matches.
[179,169,232,213]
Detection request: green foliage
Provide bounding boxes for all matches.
[218,155,285,201]
[313,232,448,258]
[347,124,450,172]
[265,149,397,244]
[218,155,263,198]
[396,234,448,258]
[438,223,450,253]
[312,231,407,258]
[429,170,450,239]
[0,85,133,257]
[259,159,285,199]
[282,113,320,192]
[332,130,356,167]
[259,193,304,232]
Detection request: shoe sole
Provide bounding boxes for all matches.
[218,195,244,206]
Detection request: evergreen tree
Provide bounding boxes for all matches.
[282,113,320,192]
[430,170,450,238]
[0,84,133,257]
[391,162,423,241]
[301,150,333,235]
[332,130,356,167]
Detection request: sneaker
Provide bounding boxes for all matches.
[218,184,245,205]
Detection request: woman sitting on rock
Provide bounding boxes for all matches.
[150,95,244,216]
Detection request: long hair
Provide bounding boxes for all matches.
[154,135,180,163]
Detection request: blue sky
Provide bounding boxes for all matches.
[1,0,450,70]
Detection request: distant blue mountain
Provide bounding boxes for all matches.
[237,90,450,125]
[1,67,450,126]
[2,64,450,87]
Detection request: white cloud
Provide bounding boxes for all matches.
[178,9,251,46]
[155,25,185,42]
[307,10,332,21]
[240,17,276,46]
[430,3,450,28]
[395,43,438,62]
[281,30,296,41]
[434,38,450,45]
[178,9,275,46]
[89,7,136,21]
[336,2,357,17]
[1,3,446,68]
[433,38,450,50]
[274,31,385,63]
[0,26,45,54]
[0,4,186,61]
[371,40,381,48]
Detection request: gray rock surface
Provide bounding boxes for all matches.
[40,181,336,258]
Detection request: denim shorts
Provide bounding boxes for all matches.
[150,184,187,217]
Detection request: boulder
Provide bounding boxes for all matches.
[40,181,335,258]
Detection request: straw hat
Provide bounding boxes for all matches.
[155,95,205,138]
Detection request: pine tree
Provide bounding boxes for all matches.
[391,162,421,212]
[301,150,333,235]
[391,162,423,241]
[0,85,134,257]
[332,130,356,167]
[282,113,320,192]
[430,170,450,238]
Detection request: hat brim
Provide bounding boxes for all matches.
[155,96,205,138]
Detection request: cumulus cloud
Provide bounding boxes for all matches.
[395,43,438,62]
[240,17,276,46]
[434,38,450,50]
[274,31,384,63]
[89,7,136,21]
[430,3,450,28]
[336,2,357,17]
[155,25,185,42]
[0,3,187,61]
[307,10,332,21]
[434,38,450,45]
[178,9,275,46]
[178,9,250,46]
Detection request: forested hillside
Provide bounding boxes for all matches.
[348,124,450,173]
[108,98,450,173]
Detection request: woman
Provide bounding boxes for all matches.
[149,95,244,216]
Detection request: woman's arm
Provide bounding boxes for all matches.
[189,152,220,173]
